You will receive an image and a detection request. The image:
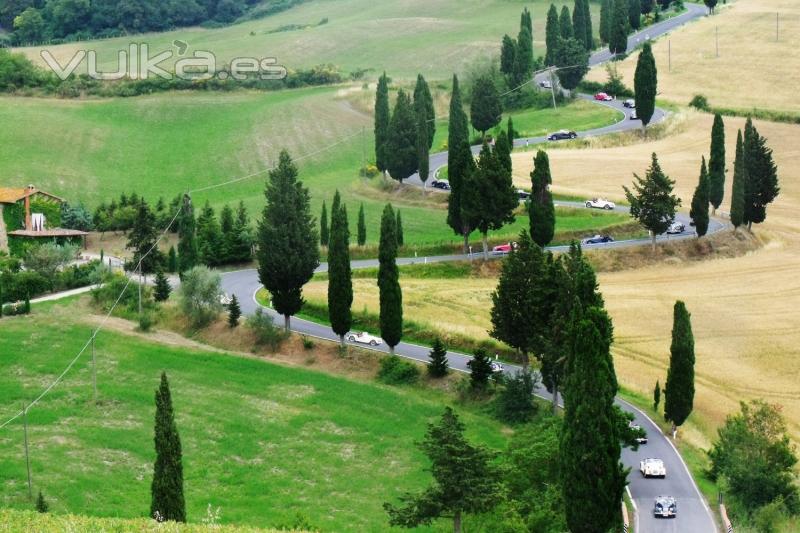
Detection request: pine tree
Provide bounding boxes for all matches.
[357,203,367,246]
[634,42,657,132]
[664,301,695,432]
[427,338,449,378]
[328,192,353,347]
[572,0,587,50]
[154,270,171,302]
[609,0,630,55]
[219,204,235,263]
[469,349,494,391]
[500,34,518,78]
[374,72,390,175]
[742,118,780,230]
[126,201,163,275]
[708,113,726,214]
[196,201,223,267]
[690,157,710,237]
[545,4,560,65]
[560,5,573,39]
[230,201,253,263]
[378,204,402,354]
[320,201,329,246]
[654,379,661,412]
[599,0,613,44]
[583,0,594,49]
[629,0,641,30]
[227,294,241,328]
[470,76,502,138]
[257,150,320,332]
[446,75,478,253]
[555,37,590,91]
[167,246,178,273]
[35,490,48,513]
[730,129,745,230]
[395,209,404,247]
[414,75,433,189]
[386,89,419,183]
[623,153,681,250]
[150,372,185,523]
[529,150,556,247]
[494,130,512,174]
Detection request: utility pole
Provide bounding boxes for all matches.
[668,40,672,72]
[22,403,32,500]
[138,264,142,316]
[549,69,557,110]
[361,126,366,176]
[776,12,780,42]
[715,26,719,58]
[91,332,97,404]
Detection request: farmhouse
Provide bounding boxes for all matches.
[0,185,87,254]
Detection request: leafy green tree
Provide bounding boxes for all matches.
[500,34,518,78]
[13,8,45,45]
[708,400,798,512]
[357,203,367,246]
[446,75,478,253]
[634,42,657,132]
[154,270,171,302]
[469,349,494,392]
[743,118,780,230]
[545,4,560,65]
[495,370,539,424]
[126,202,163,275]
[514,25,534,87]
[582,0,594,49]
[387,89,419,183]
[690,157,710,237]
[494,130,512,174]
[555,37,590,91]
[35,490,48,513]
[320,201,329,246]
[706,114,726,215]
[257,150,320,332]
[374,72,390,175]
[623,153,681,250]
[609,0,630,54]
[427,338,449,378]
[378,204,402,354]
[327,192,352,347]
[150,372,185,523]
[529,150,556,247]
[664,301,695,432]
[654,379,661,412]
[395,209,404,247]
[559,5,573,39]
[178,266,222,328]
[571,0,588,50]
[599,0,613,44]
[384,408,501,533]
[470,76,502,138]
[196,201,223,267]
[628,0,641,30]
[227,294,241,328]
[730,129,746,230]
[177,195,197,274]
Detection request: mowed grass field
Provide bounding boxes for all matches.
[0,302,508,531]
[586,0,800,114]
[18,0,598,80]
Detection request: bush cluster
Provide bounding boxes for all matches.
[247,308,287,351]
[377,355,420,385]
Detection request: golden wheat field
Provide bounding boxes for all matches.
[586,0,800,114]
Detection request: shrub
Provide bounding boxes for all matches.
[690,94,710,111]
[360,164,380,178]
[178,266,223,328]
[91,273,152,314]
[247,308,287,351]
[35,491,48,514]
[301,335,315,350]
[495,371,539,424]
[23,243,78,279]
[377,355,420,385]
[751,499,788,533]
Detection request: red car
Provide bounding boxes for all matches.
[492,242,518,255]
[594,92,613,101]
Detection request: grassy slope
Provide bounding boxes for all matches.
[0,304,508,531]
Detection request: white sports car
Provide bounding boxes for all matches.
[585,198,616,210]
[640,458,667,478]
[347,332,383,346]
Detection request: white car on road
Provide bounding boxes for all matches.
[347,332,382,346]
[585,198,616,210]
[640,458,667,478]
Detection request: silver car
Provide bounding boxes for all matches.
[654,496,677,518]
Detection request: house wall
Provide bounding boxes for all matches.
[0,205,8,253]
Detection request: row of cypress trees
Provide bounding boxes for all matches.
[319,201,391,248]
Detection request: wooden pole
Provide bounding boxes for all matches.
[91,333,97,404]
[138,264,142,316]
[22,403,32,500]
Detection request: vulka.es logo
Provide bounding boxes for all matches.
[40,42,287,82]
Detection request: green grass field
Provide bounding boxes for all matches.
[0,303,508,531]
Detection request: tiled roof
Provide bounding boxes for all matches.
[0,187,64,204]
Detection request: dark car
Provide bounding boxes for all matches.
[431,179,451,190]
[653,496,677,518]
[547,130,577,141]
[581,234,614,245]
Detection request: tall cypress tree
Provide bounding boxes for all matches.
[386,90,419,183]
[583,0,594,50]
[654,379,661,412]
[506,117,515,148]
[219,204,235,263]
[357,203,367,246]
[230,201,253,263]
[628,0,641,30]
[177,195,197,274]
[690,157,710,238]
[545,4,560,66]
[664,301,695,433]
[413,73,436,149]
[521,6,532,35]
[327,192,352,347]
[150,372,185,523]
[228,294,241,328]
[320,201,329,246]
[742,118,780,230]
[495,130,512,174]
[572,0,586,50]
[599,0,613,44]
[634,42,657,132]
[708,113,726,214]
[257,150,320,332]
[530,150,556,247]
[609,0,630,55]
[414,74,434,189]
[559,5,573,39]
[374,72,390,176]
[395,209,404,247]
[500,34,518,78]
[514,25,534,87]
[730,129,745,230]
[378,204,402,354]
[446,75,477,253]
[196,201,223,267]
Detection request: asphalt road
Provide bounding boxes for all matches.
[224,4,718,532]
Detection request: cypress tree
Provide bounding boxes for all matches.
[506,117,515,148]
[327,192,353,347]
[730,129,745,230]
[690,157,710,238]
[395,209,404,247]
[545,4,560,66]
[609,0,630,55]
[470,75,502,138]
[219,204,235,263]
[560,5,573,39]
[495,130,512,174]
[230,201,253,263]
[386,89,419,183]
[150,372,185,523]
[572,0,587,50]
[521,6,532,35]
[634,42,657,132]
[742,118,780,230]
[154,270,171,302]
[374,72,390,175]
[582,0,593,50]
[708,113,726,214]
[514,25,534,87]
[623,153,681,250]
[500,34,518,78]
[427,338,449,378]
[35,490,48,513]
[357,203,367,246]
[599,0,613,44]
[629,0,641,30]
[196,201,223,267]
[126,201,163,275]
[529,150,556,247]
[378,204,402,354]
[414,75,433,189]
[320,201,329,246]
[227,294,241,328]
[413,73,435,149]
[642,0,655,14]
[654,379,661,412]
[167,246,178,273]
[664,301,695,432]
[256,150,320,332]
[446,75,477,253]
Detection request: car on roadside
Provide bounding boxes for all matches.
[594,92,613,101]
[623,99,636,108]
[653,496,677,518]
[492,242,518,255]
[539,79,552,89]
[347,331,382,346]
[629,422,648,444]
[667,222,685,234]
[585,198,616,210]
[630,109,638,120]
[582,234,614,245]
[640,458,667,478]
[431,179,451,190]
[547,130,577,141]
[467,357,504,373]
[517,189,531,200]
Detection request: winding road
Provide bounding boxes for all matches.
[223,4,719,532]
